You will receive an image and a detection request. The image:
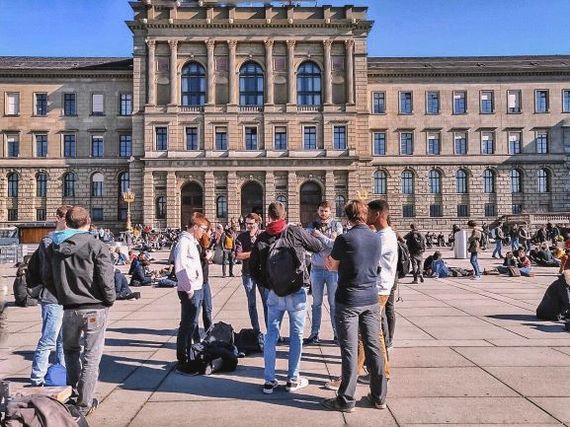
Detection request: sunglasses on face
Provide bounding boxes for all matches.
[245,222,256,226]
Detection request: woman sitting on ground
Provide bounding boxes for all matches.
[430,251,450,278]
[496,251,518,275]
[517,248,533,277]
[129,253,153,287]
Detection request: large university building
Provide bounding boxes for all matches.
[1,0,569,230]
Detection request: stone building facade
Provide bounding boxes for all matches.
[1,0,569,231]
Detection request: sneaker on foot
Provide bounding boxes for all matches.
[324,377,341,391]
[263,379,279,394]
[303,334,320,345]
[367,394,386,410]
[357,374,370,385]
[286,377,309,392]
[321,397,354,413]
[420,276,424,283]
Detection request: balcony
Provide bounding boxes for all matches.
[238,106,263,113]
[179,106,203,113]
[297,105,321,113]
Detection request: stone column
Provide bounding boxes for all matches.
[206,39,216,105]
[287,40,296,104]
[345,39,354,104]
[323,39,333,105]
[226,171,238,222]
[169,40,178,105]
[143,172,155,227]
[265,171,276,218]
[287,171,299,223]
[228,40,238,105]
[325,170,335,203]
[265,39,274,105]
[204,171,215,221]
[166,172,178,228]
[147,39,156,105]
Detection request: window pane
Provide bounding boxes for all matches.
[64,93,76,116]
[304,127,317,150]
[64,135,76,158]
[373,132,386,155]
[454,133,467,154]
[36,134,48,157]
[400,132,413,155]
[274,127,287,150]
[428,133,440,155]
[453,91,466,114]
[333,126,346,150]
[119,135,132,157]
[373,171,387,194]
[91,136,104,157]
[427,91,439,114]
[373,92,385,114]
[92,94,104,113]
[35,93,48,116]
[215,127,228,150]
[297,62,321,106]
[156,127,168,151]
[186,128,199,150]
[399,92,412,114]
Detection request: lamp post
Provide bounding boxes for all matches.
[122,188,135,232]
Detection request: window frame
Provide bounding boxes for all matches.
[63,92,77,116]
[185,127,200,151]
[244,126,259,151]
[214,126,228,151]
[427,132,441,155]
[537,168,550,193]
[303,125,318,150]
[34,92,48,116]
[479,90,494,114]
[401,170,414,195]
[239,62,264,107]
[155,126,168,151]
[399,131,413,155]
[91,135,105,158]
[91,93,105,115]
[7,173,19,197]
[535,129,549,154]
[373,170,387,194]
[453,91,467,114]
[402,204,415,218]
[426,91,440,115]
[428,169,442,194]
[36,172,48,197]
[398,91,413,115]
[5,92,20,116]
[297,61,322,106]
[372,91,386,114]
[372,131,386,156]
[507,89,522,114]
[156,196,167,219]
[181,62,207,107]
[456,169,468,194]
[508,131,522,155]
[429,204,443,218]
[6,133,20,158]
[35,134,48,158]
[63,173,76,198]
[119,93,133,116]
[534,89,549,113]
[91,173,105,198]
[119,134,132,158]
[480,131,495,155]
[511,169,522,193]
[563,89,570,113]
[63,134,76,158]
[91,208,104,222]
[216,195,228,219]
[457,204,469,217]
[274,125,287,151]
[454,131,467,155]
[483,169,495,194]
[332,125,347,150]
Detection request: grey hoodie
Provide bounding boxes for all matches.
[46,232,116,309]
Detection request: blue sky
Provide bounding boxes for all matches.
[0,0,568,57]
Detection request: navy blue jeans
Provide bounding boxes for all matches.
[193,283,213,342]
[177,289,204,363]
[242,274,268,334]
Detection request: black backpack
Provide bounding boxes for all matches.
[397,241,411,279]
[234,328,264,355]
[266,228,303,297]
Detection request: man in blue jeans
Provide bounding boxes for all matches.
[250,202,322,394]
[27,205,71,386]
[305,201,343,344]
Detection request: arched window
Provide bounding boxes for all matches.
[401,171,414,194]
[36,173,47,197]
[63,173,76,197]
[118,172,130,195]
[373,171,387,194]
[483,169,495,193]
[537,169,550,193]
[156,196,166,219]
[511,169,522,193]
[91,173,104,197]
[297,61,322,106]
[239,62,264,106]
[335,195,346,218]
[276,195,287,210]
[216,195,228,219]
[181,62,206,106]
[7,173,18,197]
[456,169,467,193]
[429,169,442,194]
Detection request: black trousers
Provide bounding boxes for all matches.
[176,289,204,363]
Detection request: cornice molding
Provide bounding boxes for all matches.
[368,70,570,79]
[0,71,133,79]
[127,20,373,31]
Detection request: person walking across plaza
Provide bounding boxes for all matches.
[43,206,115,416]
[305,201,343,345]
[249,202,322,394]
[404,224,426,284]
[220,227,236,277]
[492,222,505,259]
[321,200,387,412]
[174,212,209,370]
[468,220,483,280]
[236,213,268,339]
[27,205,71,386]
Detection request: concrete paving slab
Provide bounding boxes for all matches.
[529,398,570,423]
[486,367,570,397]
[389,347,475,368]
[455,346,570,367]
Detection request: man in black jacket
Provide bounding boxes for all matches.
[44,206,115,417]
[249,202,322,394]
[404,224,426,284]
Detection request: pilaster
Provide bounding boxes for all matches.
[147,39,156,106]
[287,171,299,222]
[204,171,215,221]
[169,40,178,105]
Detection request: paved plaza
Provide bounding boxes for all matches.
[2,250,570,426]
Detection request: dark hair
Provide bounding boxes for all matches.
[246,212,261,224]
[344,200,367,224]
[65,206,91,229]
[368,199,390,213]
[318,201,331,209]
[467,220,478,228]
[410,223,416,230]
[268,202,286,220]
[433,251,442,260]
[189,212,209,228]
[56,205,73,219]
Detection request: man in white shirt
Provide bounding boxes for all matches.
[174,212,210,371]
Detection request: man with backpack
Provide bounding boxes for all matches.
[305,201,343,345]
[492,222,505,259]
[249,202,322,394]
[404,224,426,284]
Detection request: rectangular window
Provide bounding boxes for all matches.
[35,134,48,157]
[245,127,258,150]
[215,127,228,150]
[92,93,104,115]
[481,131,495,155]
[7,209,18,221]
[36,208,46,221]
[91,136,104,157]
[535,90,549,113]
[118,207,128,221]
[507,90,521,113]
[63,135,76,158]
[6,92,19,115]
[304,126,317,150]
[480,90,494,114]
[7,135,19,158]
[563,89,570,113]
[484,203,496,217]
[333,126,347,150]
[372,92,385,114]
[512,204,523,215]
[454,132,467,154]
[508,131,522,155]
[536,130,548,154]
[457,204,469,217]
[399,91,413,114]
[430,204,443,218]
[186,127,199,150]
[91,208,104,222]
[427,132,440,155]
[274,126,287,150]
[564,128,570,154]
[400,132,413,155]
[426,91,440,114]
[64,93,77,116]
[373,132,386,156]
[155,127,168,151]
[453,91,466,114]
[119,135,132,157]
[119,93,133,116]
[35,93,48,116]
[402,204,415,218]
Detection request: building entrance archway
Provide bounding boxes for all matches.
[180,181,203,228]
[300,181,322,226]
[241,181,264,218]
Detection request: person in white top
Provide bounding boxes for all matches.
[174,212,209,370]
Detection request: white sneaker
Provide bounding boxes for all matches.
[263,379,279,394]
[286,377,309,392]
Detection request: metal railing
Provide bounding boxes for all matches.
[0,245,22,265]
